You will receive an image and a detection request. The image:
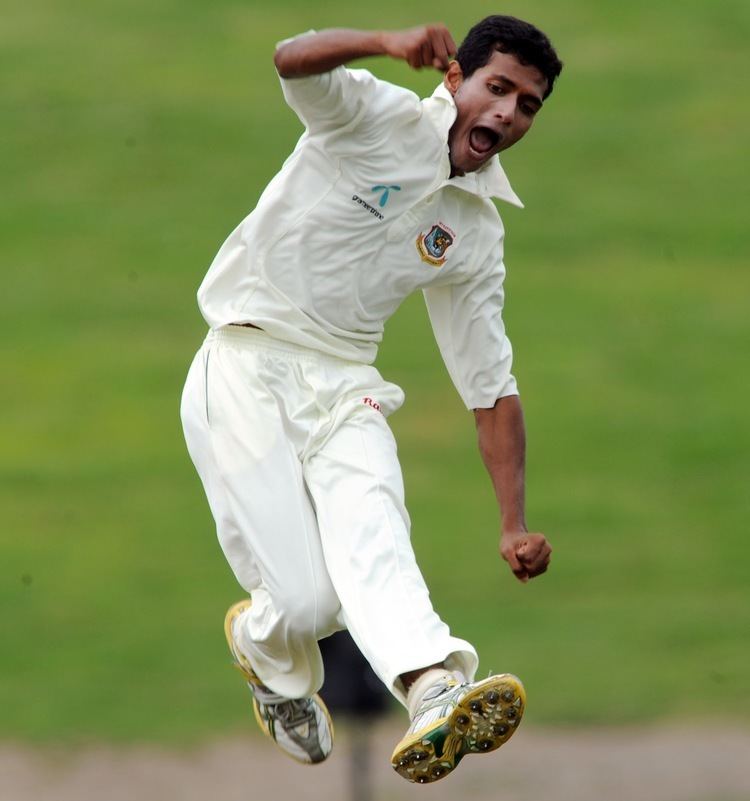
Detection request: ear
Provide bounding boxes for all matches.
[443,60,464,95]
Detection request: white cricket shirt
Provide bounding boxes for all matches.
[197,52,524,409]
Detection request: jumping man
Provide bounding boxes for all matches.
[181,15,562,784]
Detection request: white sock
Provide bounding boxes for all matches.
[406,669,465,719]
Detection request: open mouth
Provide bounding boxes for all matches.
[469,126,500,157]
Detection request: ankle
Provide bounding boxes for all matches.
[406,668,461,719]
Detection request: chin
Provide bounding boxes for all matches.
[463,156,491,174]
[450,148,489,176]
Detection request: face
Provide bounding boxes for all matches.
[444,49,548,176]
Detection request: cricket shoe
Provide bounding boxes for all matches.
[224,600,334,764]
[391,673,525,784]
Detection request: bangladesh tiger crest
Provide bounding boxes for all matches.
[416,223,456,267]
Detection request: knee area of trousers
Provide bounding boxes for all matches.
[280,591,340,639]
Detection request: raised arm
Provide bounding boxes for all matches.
[474,395,552,583]
[274,25,457,78]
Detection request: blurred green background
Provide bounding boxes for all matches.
[2,0,748,743]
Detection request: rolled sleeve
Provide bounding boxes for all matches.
[276,34,378,134]
[423,244,518,410]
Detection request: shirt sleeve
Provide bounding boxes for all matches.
[423,238,518,410]
[276,33,379,134]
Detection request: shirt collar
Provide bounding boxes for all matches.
[422,82,524,209]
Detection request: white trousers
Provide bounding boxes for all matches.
[180,326,478,706]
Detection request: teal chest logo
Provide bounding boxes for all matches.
[372,185,401,207]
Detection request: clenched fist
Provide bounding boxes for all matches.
[500,531,552,583]
[381,25,457,71]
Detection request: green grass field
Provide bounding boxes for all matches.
[2,0,748,743]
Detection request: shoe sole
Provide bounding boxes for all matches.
[223,598,335,765]
[391,674,525,784]
[224,599,261,685]
[224,600,270,738]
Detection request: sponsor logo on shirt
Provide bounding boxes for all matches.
[371,185,401,207]
[350,184,402,220]
[351,194,385,221]
[363,396,382,413]
[416,222,456,267]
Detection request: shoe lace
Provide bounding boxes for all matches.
[251,684,316,729]
[272,698,314,728]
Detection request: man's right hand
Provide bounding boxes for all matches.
[380,25,457,71]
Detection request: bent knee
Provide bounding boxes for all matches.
[279,587,340,640]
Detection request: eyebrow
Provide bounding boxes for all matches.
[489,74,544,106]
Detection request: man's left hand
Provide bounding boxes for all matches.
[500,531,552,583]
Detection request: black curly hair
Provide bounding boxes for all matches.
[456,15,563,99]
